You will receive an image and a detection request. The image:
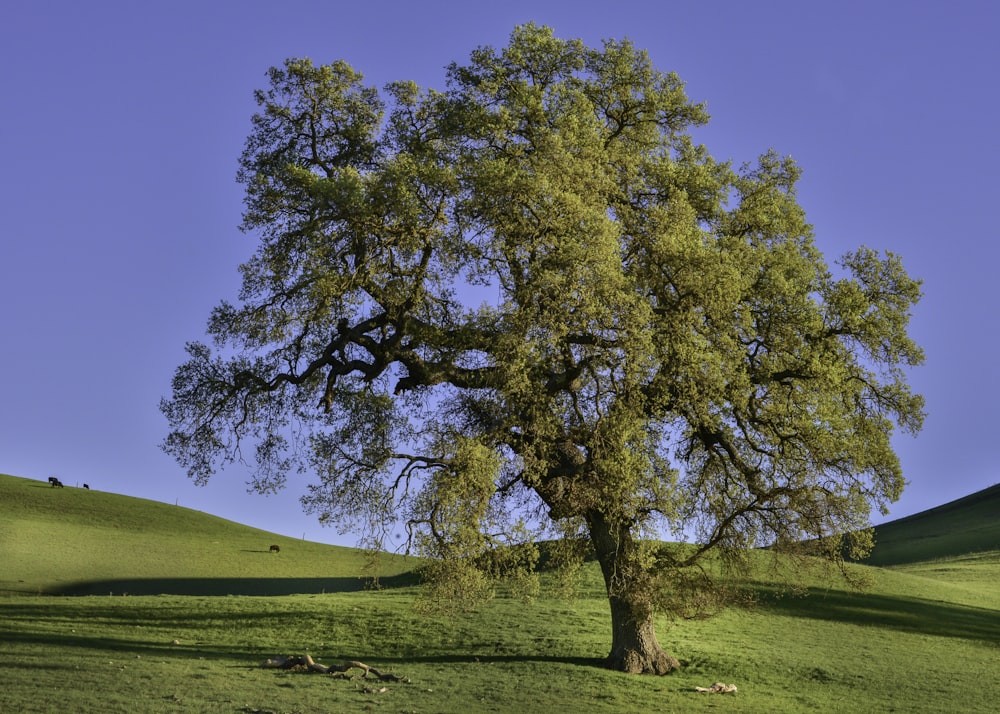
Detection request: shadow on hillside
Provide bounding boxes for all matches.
[46,572,419,597]
[0,599,608,672]
[0,623,606,674]
[758,585,1000,643]
[0,624,261,664]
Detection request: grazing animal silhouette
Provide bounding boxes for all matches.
[269,545,281,553]
[83,483,90,489]
[48,477,64,488]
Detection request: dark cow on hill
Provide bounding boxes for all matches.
[83,484,90,489]
[48,477,64,488]
[269,545,280,553]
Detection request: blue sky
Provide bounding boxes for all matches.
[2,1,997,545]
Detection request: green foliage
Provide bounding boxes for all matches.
[412,437,501,557]
[161,24,925,669]
[415,558,495,615]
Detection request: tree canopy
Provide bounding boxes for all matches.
[161,24,924,674]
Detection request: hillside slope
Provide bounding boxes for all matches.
[866,483,1000,566]
[6,470,998,591]
[0,473,416,595]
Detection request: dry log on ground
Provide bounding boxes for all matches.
[259,655,409,682]
[695,682,738,694]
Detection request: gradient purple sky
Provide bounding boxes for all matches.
[2,1,997,545]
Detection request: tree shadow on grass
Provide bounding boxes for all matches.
[0,601,336,667]
[42,572,419,596]
[0,598,607,673]
[0,624,606,673]
[355,651,606,669]
[0,627,252,664]
[756,585,1000,644]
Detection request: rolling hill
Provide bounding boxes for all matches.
[4,469,999,594]
[0,472,417,596]
[866,482,1000,566]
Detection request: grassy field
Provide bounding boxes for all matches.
[2,472,998,713]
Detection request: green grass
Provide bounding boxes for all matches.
[0,473,416,596]
[865,483,1000,566]
[2,472,999,713]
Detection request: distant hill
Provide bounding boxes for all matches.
[5,470,998,593]
[866,483,1000,566]
[0,472,417,596]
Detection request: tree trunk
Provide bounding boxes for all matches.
[587,512,681,675]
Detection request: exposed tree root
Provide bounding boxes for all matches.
[260,655,409,683]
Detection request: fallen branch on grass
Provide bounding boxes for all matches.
[695,682,738,694]
[259,655,409,683]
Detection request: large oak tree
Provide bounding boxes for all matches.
[162,25,924,674]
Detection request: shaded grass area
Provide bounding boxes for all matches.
[46,572,420,596]
[866,483,1000,566]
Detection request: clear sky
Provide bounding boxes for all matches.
[2,1,997,546]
